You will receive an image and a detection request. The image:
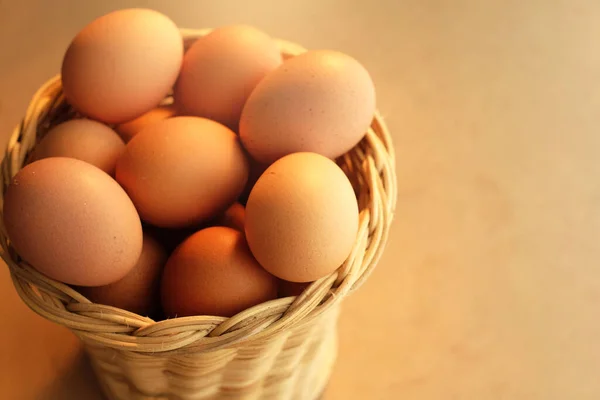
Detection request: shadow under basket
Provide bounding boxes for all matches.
[0,29,397,400]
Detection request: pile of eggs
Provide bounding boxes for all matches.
[4,9,375,319]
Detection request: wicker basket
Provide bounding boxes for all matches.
[0,29,397,400]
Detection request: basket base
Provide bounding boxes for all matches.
[91,332,336,400]
[95,374,330,400]
[87,308,340,400]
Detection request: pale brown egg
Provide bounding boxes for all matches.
[245,152,359,282]
[4,158,143,286]
[115,105,176,143]
[78,232,167,316]
[161,226,278,317]
[61,9,183,124]
[240,50,376,163]
[116,117,249,228]
[214,202,245,231]
[174,25,282,130]
[32,119,125,175]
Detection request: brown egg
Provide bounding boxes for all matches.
[245,152,359,282]
[214,202,245,231]
[4,158,143,286]
[174,25,282,130]
[278,279,310,297]
[61,9,183,124]
[32,119,125,175]
[116,117,249,228]
[161,227,278,317]
[78,232,167,316]
[240,50,376,163]
[115,105,176,143]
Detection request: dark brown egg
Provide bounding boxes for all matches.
[161,226,278,318]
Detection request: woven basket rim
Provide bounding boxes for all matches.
[0,28,397,354]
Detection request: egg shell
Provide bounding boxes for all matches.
[214,202,245,231]
[4,158,143,286]
[77,232,167,316]
[116,105,177,143]
[240,50,376,163]
[61,9,183,124]
[161,226,278,318]
[175,25,282,130]
[245,152,359,282]
[31,119,125,175]
[116,116,249,228]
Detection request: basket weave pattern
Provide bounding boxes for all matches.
[0,30,397,400]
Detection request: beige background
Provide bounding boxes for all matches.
[1,1,600,399]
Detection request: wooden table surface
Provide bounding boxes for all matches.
[2,1,600,399]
